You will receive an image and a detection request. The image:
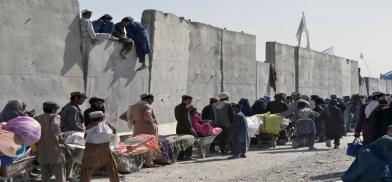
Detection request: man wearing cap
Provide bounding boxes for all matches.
[175,95,195,160]
[80,9,111,68]
[113,17,134,59]
[214,92,234,154]
[35,102,66,182]
[81,111,119,182]
[355,92,388,145]
[129,94,157,167]
[60,92,87,132]
[202,97,219,122]
[84,97,105,127]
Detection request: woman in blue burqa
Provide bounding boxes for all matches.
[251,98,267,115]
[239,98,252,117]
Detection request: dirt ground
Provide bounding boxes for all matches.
[93,135,355,182]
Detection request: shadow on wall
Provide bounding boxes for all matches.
[102,41,138,88]
[61,15,83,76]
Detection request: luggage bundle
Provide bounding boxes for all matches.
[259,113,285,135]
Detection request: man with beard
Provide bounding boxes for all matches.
[84,97,106,127]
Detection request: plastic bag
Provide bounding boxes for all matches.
[65,132,86,146]
[346,138,363,157]
[259,114,284,135]
[247,114,265,137]
[3,116,41,145]
[109,134,120,151]
[85,122,113,144]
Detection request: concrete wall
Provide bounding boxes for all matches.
[186,22,222,110]
[350,61,360,96]
[222,30,257,103]
[266,42,296,95]
[256,61,271,98]
[0,0,84,113]
[266,42,360,98]
[359,80,368,95]
[143,11,191,124]
[143,10,259,123]
[358,78,392,96]
[364,77,388,95]
[86,40,149,129]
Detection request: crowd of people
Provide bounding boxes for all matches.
[0,89,391,181]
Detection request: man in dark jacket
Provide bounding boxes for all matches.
[371,94,390,141]
[355,92,386,145]
[113,17,134,59]
[175,95,195,160]
[322,99,345,149]
[202,97,219,152]
[60,92,87,132]
[202,97,219,121]
[313,97,326,142]
[214,92,234,154]
[266,94,288,114]
[331,95,346,113]
[84,97,105,127]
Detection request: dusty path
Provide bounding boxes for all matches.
[94,135,355,182]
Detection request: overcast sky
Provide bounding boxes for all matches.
[80,0,392,78]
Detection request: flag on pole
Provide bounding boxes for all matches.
[322,46,335,55]
[296,12,310,49]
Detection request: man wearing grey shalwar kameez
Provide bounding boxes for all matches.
[80,9,110,75]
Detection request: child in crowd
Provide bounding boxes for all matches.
[35,102,66,182]
[229,103,249,159]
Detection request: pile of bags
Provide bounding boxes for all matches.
[246,114,265,138]
[0,116,41,157]
[247,113,289,137]
[259,113,286,135]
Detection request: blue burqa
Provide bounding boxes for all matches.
[251,99,267,115]
[342,135,392,182]
[239,98,252,117]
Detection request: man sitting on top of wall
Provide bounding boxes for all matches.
[92,14,115,34]
[80,9,111,62]
[113,17,134,60]
[126,21,151,71]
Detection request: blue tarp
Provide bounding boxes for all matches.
[126,22,150,63]
[380,71,392,80]
[342,135,392,182]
